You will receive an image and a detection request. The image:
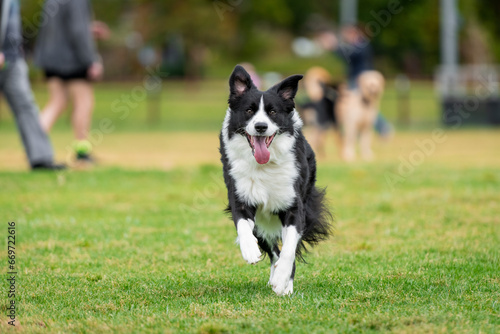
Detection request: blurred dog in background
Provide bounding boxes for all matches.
[299,67,385,162]
[336,70,385,161]
[299,67,341,158]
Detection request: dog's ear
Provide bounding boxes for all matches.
[229,65,255,97]
[274,75,303,101]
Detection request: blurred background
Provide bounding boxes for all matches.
[1,0,499,170]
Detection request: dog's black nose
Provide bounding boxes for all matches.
[255,122,268,133]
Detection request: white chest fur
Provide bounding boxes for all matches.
[222,110,299,214]
[255,206,282,242]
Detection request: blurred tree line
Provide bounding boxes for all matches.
[20,0,500,79]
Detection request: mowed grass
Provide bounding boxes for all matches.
[0,80,499,332]
[1,158,499,332]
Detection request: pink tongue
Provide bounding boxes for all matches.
[253,136,270,164]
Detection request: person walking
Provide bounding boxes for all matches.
[318,25,373,89]
[35,0,104,164]
[0,0,64,170]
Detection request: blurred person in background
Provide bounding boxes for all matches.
[0,0,64,170]
[35,0,107,164]
[317,24,393,138]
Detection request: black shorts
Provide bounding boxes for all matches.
[44,68,88,81]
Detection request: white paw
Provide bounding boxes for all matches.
[237,219,261,264]
[269,259,293,296]
[283,280,294,295]
[239,234,261,264]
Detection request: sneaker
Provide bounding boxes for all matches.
[76,152,95,163]
[31,162,67,171]
[74,140,92,156]
[73,139,94,166]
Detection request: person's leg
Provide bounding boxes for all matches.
[67,80,94,159]
[67,80,94,140]
[374,113,394,139]
[39,78,68,132]
[2,59,55,166]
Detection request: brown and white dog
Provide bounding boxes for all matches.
[299,67,340,158]
[336,70,385,162]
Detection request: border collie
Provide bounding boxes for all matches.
[219,65,332,296]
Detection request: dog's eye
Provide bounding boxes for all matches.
[246,109,253,114]
[269,110,276,115]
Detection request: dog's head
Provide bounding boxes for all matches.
[358,70,385,102]
[226,65,303,164]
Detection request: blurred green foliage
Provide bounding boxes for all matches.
[19,0,500,77]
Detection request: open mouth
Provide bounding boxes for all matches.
[245,133,276,164]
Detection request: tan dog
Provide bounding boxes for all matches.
[336,70,385,162]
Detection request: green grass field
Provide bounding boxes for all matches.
[1,81,499,333]
[0,79,441,134]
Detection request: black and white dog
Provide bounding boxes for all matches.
[220,65,332,296]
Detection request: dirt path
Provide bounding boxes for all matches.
[1,130,499,171]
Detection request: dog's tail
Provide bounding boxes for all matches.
[296,186,334,262]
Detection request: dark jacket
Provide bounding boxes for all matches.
[336,40,373,82]
[34,0,97,73]
[0,0,23,62]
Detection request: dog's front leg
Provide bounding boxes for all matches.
[270,209,303,295]
[359,125,374,161]
[236,218,262,264]
[229,198,261,264]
